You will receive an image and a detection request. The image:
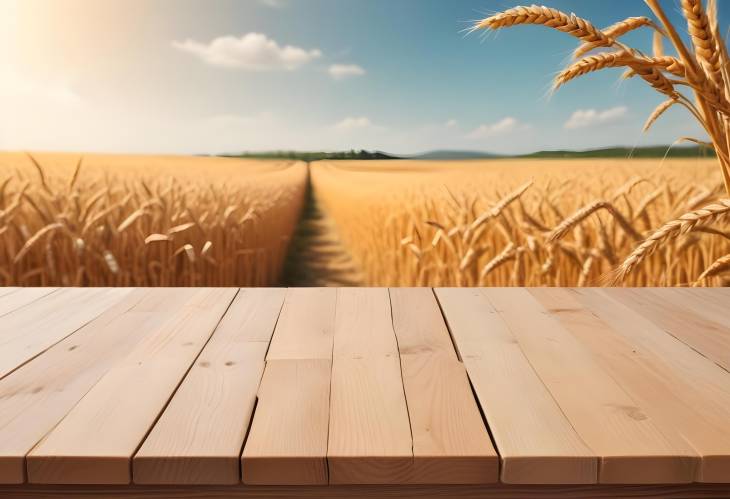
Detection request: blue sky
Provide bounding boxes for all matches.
[0,0,723,154]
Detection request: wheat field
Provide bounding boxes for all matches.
[312,158,730,287]
[0,152,307,286]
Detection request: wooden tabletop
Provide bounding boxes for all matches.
[0,287,729,495]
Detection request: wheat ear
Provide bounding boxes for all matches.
[574,16,661,59]
[643,98,679,132]
[616,199,730,280]
[549,200,642,242]
[466,180,532,235]
[681,0,723,87]
[475,5,614,46]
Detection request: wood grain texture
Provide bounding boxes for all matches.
[242,287,338,486]
[388,288,457,359]
[482,288,696,484]
[670,288,730,327]
[435,288,597,485]
[0,289,200,484]
[0,288,57,319]
[3,483,730,499]
[569,288,730,483]
[606,288,730,372]
[328,288,412,485]
[242,359,331,485]
[26,288,237,485]
[390,288,498,484]
[265,288,337,361]
[3,286,730,491]
[530,288,730,483]
[0,288,130,379]
[134,288,286,485]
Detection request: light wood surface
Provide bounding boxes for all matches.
[242,288,337,486]
[568,288,730,483]
[0,288,57,318]
[134,289,286,485]
[482,288,696,484]
[529,288,730,483]
[328,288,412,484]
[26,289,237,484]
[0,289,197,484]
[0,286,728,494]
[390,288,498,484]
[435,288,597,484]
[242,359,331,485]
[265,288,337,361]
[606,288,730,372]
[0,288,130,379]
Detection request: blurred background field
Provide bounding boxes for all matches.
[313,158,728,287]
[1,152,726,287]
[0,153,306,286]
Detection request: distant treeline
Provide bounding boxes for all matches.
[520,145,716,159]
[224,150,400,161]
[218,145,716,161]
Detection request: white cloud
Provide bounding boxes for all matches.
[333,116,374,131]
[445,119,457,128]
[467,117,529,139]
[172,33,321,71]
[328,64,366,80]
[564,106,628,129]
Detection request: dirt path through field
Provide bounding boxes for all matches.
[279,166,363,286]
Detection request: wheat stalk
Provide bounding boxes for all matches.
[574,16,662,59]
[693,252,730,285]
[480,242,517,280]
[472,1,730,284]
[616,198,730,280]
[549,200,642,242]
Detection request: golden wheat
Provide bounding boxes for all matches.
[312,159,730,287]
[0,152,306,286]
[473,1,730,283]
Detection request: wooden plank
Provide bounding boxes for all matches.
[26,288,238,485]
[242,287,337,485]
[0,288,130,379]
[0,288,200,484]
[482,288,695,484]
[4,483,730,499]
[241,359,331,485]
[605,288,730,372]
[435,288,596,484]
[530,288,730,483]
[567,288,730,483]
[0,288,57,318]
[328,288,412,485]
[134,288,286,485]
[388,287,457,359]
[671,288,730,324]
[389,288,498,484]
[266,288,337,360]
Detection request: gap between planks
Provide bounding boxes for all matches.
[243,288,498,486]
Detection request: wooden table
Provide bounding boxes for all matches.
[0,287,729,498]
